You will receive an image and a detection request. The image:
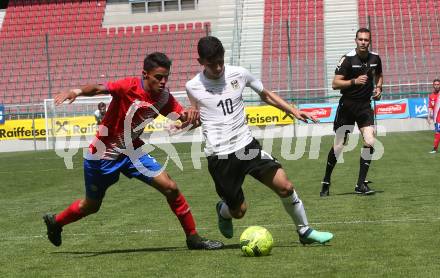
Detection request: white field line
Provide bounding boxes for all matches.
[3,217,440,241]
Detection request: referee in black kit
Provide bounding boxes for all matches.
[320,27,383,197]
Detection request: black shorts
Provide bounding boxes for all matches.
[333,98,374,133]
[207,138,282,210]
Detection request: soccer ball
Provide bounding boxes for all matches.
[239,226,273,257]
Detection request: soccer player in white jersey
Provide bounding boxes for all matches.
[94,102,106,125]
[185,36,333,245]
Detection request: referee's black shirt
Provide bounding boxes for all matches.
[335,49,382,101]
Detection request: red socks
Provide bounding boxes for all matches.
[55,199,85,226]
[434,133,440,150]
[54,195,197,236]
[167,193,197,236]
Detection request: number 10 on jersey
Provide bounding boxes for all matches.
[217,98,233,116]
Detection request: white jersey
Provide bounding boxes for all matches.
[186,65,264,156]
[94,109,105,124]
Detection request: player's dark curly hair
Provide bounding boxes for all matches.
[197,36,225,60]
[143,52,172,71]
[356,27,371,39]
[433,78,440,84]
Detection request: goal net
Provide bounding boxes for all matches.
[43,90,192,150]
[44,95,112,150]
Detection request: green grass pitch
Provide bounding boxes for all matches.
[0,131,439,277]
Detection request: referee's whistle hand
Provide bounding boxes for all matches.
[372,88,382,100]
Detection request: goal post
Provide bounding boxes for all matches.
[44,95,112,150]
[43,91,191,150]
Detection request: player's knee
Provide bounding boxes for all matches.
[79,199,101,215]
[161,180,179,198]
[230,203,247,219]
[275,181,294,198]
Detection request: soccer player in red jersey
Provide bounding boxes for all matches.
[428,79,440,154]
[43,52,223,250]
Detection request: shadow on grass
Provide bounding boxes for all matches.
[53,246,187,257]
[335,190,385,196]
[52,242,329,257]
[224,242,332,250]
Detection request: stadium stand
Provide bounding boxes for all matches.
[0,0,210,105]
[261,0,325,99]
[1,0,439,105]
[358,0,440,93]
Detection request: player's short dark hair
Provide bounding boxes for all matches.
[98,102,106,109]
[143,52,171,72]
[197,36,225,60]
[433,78,440,84]
[356,28,371,39]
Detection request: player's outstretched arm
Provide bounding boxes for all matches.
[259,89,317,123]
[54,84,108,105]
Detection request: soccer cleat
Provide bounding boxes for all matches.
[299,228,333,245]
[429,149,437,154]
[320,182,330,197]
[216,201,233,239]
[355,183,375,195]
[186,234,224,250]
[43,214,63,247]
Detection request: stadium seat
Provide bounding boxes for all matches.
[262,0,325,94]
[0,2,212,105]
[358,0,438,93]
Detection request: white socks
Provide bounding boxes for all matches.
[281,191,309,235]
[219,201,232,219]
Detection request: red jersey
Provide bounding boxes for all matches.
[428,92,440,123]
[89,77,183,159]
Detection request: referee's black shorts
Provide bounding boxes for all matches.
[333,98,374,133]
[207,138,281,210]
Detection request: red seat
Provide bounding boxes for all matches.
[0,18,210,103]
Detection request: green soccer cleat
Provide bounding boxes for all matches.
[216,201,233,239]
[299,228,333,245]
